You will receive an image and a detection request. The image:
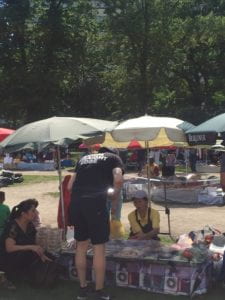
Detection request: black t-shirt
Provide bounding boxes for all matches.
[0,220,36,255]
[73,152,124,192]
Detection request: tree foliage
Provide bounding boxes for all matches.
[0,0,225,127]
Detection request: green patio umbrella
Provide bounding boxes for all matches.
[0,116,118,235]
[186,113,225,146]
[0,116,117,152]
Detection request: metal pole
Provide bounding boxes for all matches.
[163,180,172,237]
[56,146,66,240]
[146,141,151,205]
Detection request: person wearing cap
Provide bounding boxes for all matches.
[68,146,124,300]
[128,190,160,240]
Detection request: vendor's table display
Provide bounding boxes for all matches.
[59,240,213,297]
[16,161,55,171]
[123,176,223,205]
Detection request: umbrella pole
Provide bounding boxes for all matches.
[146,141,151,205]
[163,180,172,237]
[56,146,66,240]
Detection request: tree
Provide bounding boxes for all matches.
[99,0,180,117]
[162,0,225,123]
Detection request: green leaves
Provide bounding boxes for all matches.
[0,0,225,126]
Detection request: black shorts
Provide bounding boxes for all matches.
[70,191,110,245]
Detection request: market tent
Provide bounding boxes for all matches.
[0,128,15,142]
[186,112,225,146]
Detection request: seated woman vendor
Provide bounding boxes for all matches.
[0,199,59,285]
[128,190,160,240]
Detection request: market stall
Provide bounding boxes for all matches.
[59,239,213,297]
[123,175,223,206]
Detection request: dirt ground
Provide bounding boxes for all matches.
[2,170,225,238]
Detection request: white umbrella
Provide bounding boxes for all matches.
[111,115,193,145]
[111,115,194,237]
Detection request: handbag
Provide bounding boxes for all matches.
[28,259,60,288]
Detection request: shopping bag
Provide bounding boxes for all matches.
[110,220,125,239]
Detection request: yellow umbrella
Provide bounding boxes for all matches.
[101,132,130,148]
[85,130,189,149]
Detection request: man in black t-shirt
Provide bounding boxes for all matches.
[68,147,124,300]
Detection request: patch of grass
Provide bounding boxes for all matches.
[176,165,191,173]
[0,279,224,300]
[13,175,59,186]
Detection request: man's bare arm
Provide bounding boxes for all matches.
[110,167,123,216]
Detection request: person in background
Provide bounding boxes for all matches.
[164,151,176,177]
[143,157,160,178]
[0,198,15,291]
[189,149,198,173]
[119,150,128,166]
[68,147,124,300]
[129,150,138,162]
[220,151,225,192]
[128,190,160,240]
[57,175,72,234]
[137,149,146,176]
[0,192,10,237]
[3,153,13,169]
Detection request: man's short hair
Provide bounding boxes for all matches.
[98,147,119,155]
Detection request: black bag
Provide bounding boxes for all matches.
[28,260,60,288]
[1,171,14,178]
[13,176,24,183]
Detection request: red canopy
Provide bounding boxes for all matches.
[127,140,142,150]
[0,128,15,142]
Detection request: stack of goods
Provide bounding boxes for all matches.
[36,226,49,250]
[36,226,63,253]
[87,238,211,266]
[0,170,23,187]
[61,239,76,253]
[47,228,63,253]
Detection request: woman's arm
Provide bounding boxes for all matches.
[110,167,123,216]
[134,228,159,240]
[5,238,44,256]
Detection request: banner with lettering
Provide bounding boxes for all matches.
[186,132,217,146]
